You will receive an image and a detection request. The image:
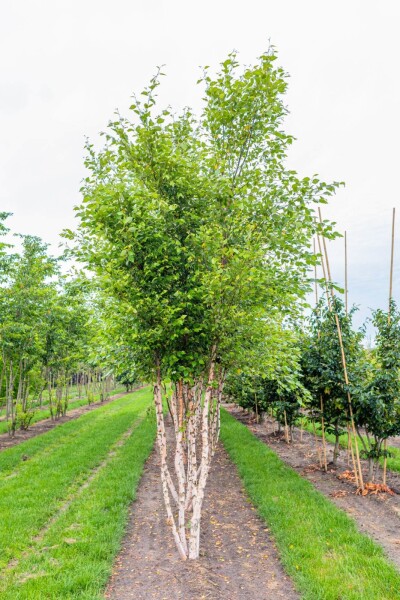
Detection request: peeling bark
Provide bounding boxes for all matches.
[153,349,224,560]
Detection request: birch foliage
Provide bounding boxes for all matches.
[72,50,339,559]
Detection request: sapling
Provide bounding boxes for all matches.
[355,301,400,482]
[301,297,365,467]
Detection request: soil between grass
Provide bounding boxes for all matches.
[105,418,298,600]
[226,404,400,571]
[0,391,135,452]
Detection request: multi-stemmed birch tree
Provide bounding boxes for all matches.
[72,50,338,559]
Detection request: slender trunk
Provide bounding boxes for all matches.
[6,362,15,431]
[174,380,188,556]
[383,439,388,485]
[311,417,323,468]
[283,409,289,444]
[153,350,219,561]
[48,373,54,420]
[188,353,216,559]
[153,365,187,560]
[333,434,340,467]
[320,396,328,471]
[367,458,374,483]
[347,425,351,467]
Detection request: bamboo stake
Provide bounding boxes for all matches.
[383,207,396,485]
[345,231,348,316]
[313,237,327,468]
[313,238,319,306]
[345,238,354,472]
[389,207,396,320]
[317,209,364,490]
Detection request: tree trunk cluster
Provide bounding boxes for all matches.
[153,357,225,560]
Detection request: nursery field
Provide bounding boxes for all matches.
[0,384,126,436]
[2,387,400,599]
[2,46,400,600]
[0,387,155,599]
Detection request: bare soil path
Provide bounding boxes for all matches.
[0,390,138,452]
[226,405,400,571]
[105,418,299,600]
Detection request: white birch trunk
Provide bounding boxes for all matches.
[153,351,221,561]
[153,367,187,560]
[188,355,216,559]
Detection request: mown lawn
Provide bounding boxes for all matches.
[0,387,155,599]
[0,385,126,435]
[221,409,400,600]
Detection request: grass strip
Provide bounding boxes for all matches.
[221,409,400,600]
[0,406,156,599]
[0,390,141,478]
[0,388,151,568]
[0,386,126,435]
[0,401,125,478]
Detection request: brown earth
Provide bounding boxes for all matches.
[0,390,135,452]
[226,404,400,570]
[105,418,299,600]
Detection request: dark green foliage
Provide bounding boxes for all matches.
[72,50,340,386]
[355,300,400,473]
[225,372,304,434]
[301,296,365,463]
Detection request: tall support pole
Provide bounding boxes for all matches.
[384,207,396,486]
[313,237,327,470]
[389,207,396,320]
[344,231,352,472]
[345,231,348,316]
[313,238,319,306]
[317,208,364,490]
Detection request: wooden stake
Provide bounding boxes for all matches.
[345,231,348,316]
[389,207,396,320]
[317,208,364,490]
[313,238,319,306]
[384,207,396,486]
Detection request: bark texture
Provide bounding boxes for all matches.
[153,356,224,560]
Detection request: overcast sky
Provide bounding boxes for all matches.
[1,0,399,330]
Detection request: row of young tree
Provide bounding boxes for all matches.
[228,295,400,484]
[0,214,134,433]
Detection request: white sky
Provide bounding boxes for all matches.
[1,0,399,329]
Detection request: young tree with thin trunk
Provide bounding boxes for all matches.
[355,301,400,482]
[301,297,365,467]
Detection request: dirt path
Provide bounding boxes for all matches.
[105,419,298,600]
[0,390,136,452]
[226,405,400,571]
